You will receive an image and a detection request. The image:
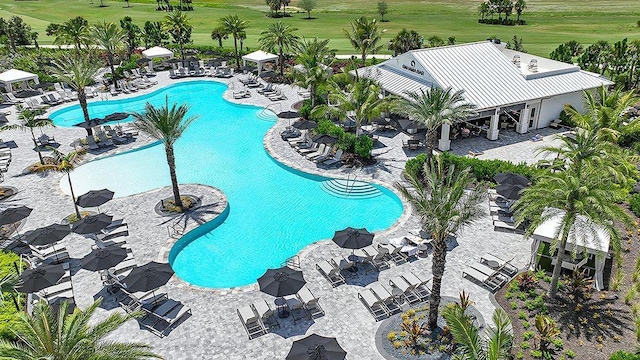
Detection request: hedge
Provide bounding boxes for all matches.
[610,351,640,360]
[0,251,25,341]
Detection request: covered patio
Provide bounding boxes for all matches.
[142,46,174,69]
[242,50,278,75]
[531,211,610,290]
[0,69,39,93]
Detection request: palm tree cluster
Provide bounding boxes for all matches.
[344,16,384,64]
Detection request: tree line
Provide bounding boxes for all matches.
[478,0,527,25]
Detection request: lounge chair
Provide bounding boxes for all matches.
[493,220,524,234]
[28,244,70,265]
[148,299,191,336]
[389,276,421,304]
[233,90,251,99]
[370,283,401,315]
[316,260,345,287]
[297,287,324,319]
[305,144,326,159]
[462,266,504,292]
[308,145,332,161]
[358,289,389,321]
[285,295,307,323]
[402,272,431,300]
[237,305,267,339]
[297,143,319,155]
[252,299,279,330]
[84,136,100,150]
[365,246,390,271]
[5,93,23,104]
[258,83,275,94]
[480,253,518,276]
[106,129,129,145]
[25,98,48,110]
[37,134,57,147]
[97,132,115,147]
[268,91,287,101]
[315,147,335,163]
[330,256,355,273]
[323,149,343,166]
[169,69,180,79]
[382,244,407,264]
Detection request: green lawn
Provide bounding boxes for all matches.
[0,0,638,57]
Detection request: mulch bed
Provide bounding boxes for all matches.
[154,195,201,216]
[495,215,640,359]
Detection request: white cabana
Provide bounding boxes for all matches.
[242,50,278,75]
[531,210,610,290]
[142,46,174,69]
[0,69,39,93]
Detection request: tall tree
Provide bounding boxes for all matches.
[514,0,527,22]
[51,16,92,53]
[131,98,198,210]
[120,16,141,60]
[387,28,422,56]
[396,157,484,329]
[292,37,334,107]
[91,21,126,90]
[220,15,249,68]
[143,21,169,47]
[394,87,477,165]
[31,149,86,220]
[0,106,54,165]
[163,11,192,59]
[578,41,611,74]
[298,0,317,19]
[210,25,228,47]
[0,16,33,53]
[377,1,389,22]
[49,54,101,136]
[344,16,384,64]
[259,21,299,75]
[0,299,161,359]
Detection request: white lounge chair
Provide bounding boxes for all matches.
[402,272,431,300]
[358,289,389,321]
[252,299,279,330]
[316,260,345,287]
[480,253,518,276]
[296,286,324,319]
[370,283,401,314]
[323,149,343,166]
[389,276,421,304]
[237,305,267,339]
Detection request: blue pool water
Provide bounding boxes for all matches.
[50,81,404,288]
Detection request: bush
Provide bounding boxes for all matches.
[629,194,640,217]
[0,251,25,341]
[559,110,576,127]
[610,351,640,360]
[298,99,312,120]
[314,119,357,153]
[354,135,374,158]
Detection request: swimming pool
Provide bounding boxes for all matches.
[50,81,404,288]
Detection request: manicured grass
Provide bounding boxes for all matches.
[0,0,638,56]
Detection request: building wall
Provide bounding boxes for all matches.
[536,91,584,128]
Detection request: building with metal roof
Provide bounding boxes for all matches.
[356,40,613,150]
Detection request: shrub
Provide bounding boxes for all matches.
[629,194,640,217]
[609,351,640,360]
[298,99,312,119]
[520,341,530,349]
[558,110,576,127]
[523,331,535,340]
[625,287,637,305]
[530,350,543,358]
[522,320,531,329]
[0,251,25,340]
[517,271,537,292]
[518,310,528,320]
[566,349,577,358]
[354,135,374,158]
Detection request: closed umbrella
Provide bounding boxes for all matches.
[332,227,374,249]
[122,261,174,292]
[286,334,347,360]
[72,213,113,234]
[76,189,115,212]
[494,173,530,186]
[17,264,65,293]
[312,134,338,145]
[81,245,129,271]
[292,120,317,130]
[258,266,306,298]
[23,224,71,246]
[496,184,525,200]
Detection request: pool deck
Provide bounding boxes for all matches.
[0,71,567,359]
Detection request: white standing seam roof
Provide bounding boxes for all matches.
[357,42,613,110]
[142,46,174,58]
[0,69,38,83]
[242,50,278,63]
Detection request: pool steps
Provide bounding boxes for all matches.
[320,179,382,199]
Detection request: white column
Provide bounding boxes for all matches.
[517,105,531,134]
[594,253,606,290]
[487,110,500,140]
[438,123,451,151]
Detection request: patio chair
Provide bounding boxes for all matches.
[305,144,326,160]
[316,260,346,287]
[323,149,344,166]
[237,305,267,339]
[370,283,401,315]
[297,143,319,155]
[84,136,100,150]
[106,129,129,145]
[48,93,66,104]
[385,244,408,264]
[40,95,59,106]
[314,147,336,163]
[296,286,324,319]
[96,132,115,147]
[308,145,332,161]
[5,93,23,104]
[268,91,287,101]
[480,253,518,276]
[493,220,524,234]
[330,256,355,274]
[28,245,70,265]
[144,66,155,76]
[257,83,274,94]
[354,248,375,273]
[358,289,389,321]
[285,295,307,323]
[389,276,421,304]
[470,262,509,284]
[148,299,191,336]
[24,98,48,110]
[402,272,431,300]
[252,299,279,330]
[233,90,251,99]
[169,69,180,79]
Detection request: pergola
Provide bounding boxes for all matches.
[142,46,174,69]
[0,69,39,93]
[242,50,278,75]
[531,210,610,290]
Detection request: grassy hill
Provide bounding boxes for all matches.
[0,0,638,57]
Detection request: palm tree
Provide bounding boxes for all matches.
[210,25,228,47]
[49,54,101,136]
[131,98,197,210]
[0,106,53,165]
[394,87,477,165]
[259,22,299,75]
[31,149,85,220]
[163,11,193,59]
[220,15,248,68]
[396,156,484,329]
[292,37,334,107]
[0,273,20,311]
[387,28,422,56]
[442,303,513,360]
[52,16,92,53]
[344,16,384,64]
[0,299,161,359]
[91,21,126,91]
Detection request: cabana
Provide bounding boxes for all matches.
[531,210,610,290]
[0,69,39,93]
[242,50,278,75]
[141,46,174,69]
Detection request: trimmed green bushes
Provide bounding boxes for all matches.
[315,119,373,158]
[0,251,24,341]
[629,193,640,217]
[610,351,640,360]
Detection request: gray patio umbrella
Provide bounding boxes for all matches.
[286,334,347,360]
[81,245,128,271]
[33,82,54,90]
[17,263,65,293]
[259,70,276,79]
[258,266,306,298]
[76,189,115,212]
[312,134,338,145]
[395,119,419,131]
[103,112,130,122]
[496,184,525,200]
[122,261,174,292]
[292,119,317,130]
[23,223,71,246]
[494,173,530,187]
[0,206,32,226]
[332,227,374,249]
[74,118,105,129]
[72,213,113,234]
[278,111,300,120]
[136,57,152,65]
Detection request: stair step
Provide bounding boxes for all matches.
[320,179,382,199]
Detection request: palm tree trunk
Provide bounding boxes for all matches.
[362,50,366,65]
[30,129,44,165]
[67,174,82,219]
[78,88,92,136]
[310,86,316,108]
[307,10,311,19]
[233,37,240,69]
[217,37,223,47]
[548,233,569,298]
[279,46,284,75]
[429,235,447,329]
[426,129,438,166]
[165,144,184,209]
[108,54,118,90]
